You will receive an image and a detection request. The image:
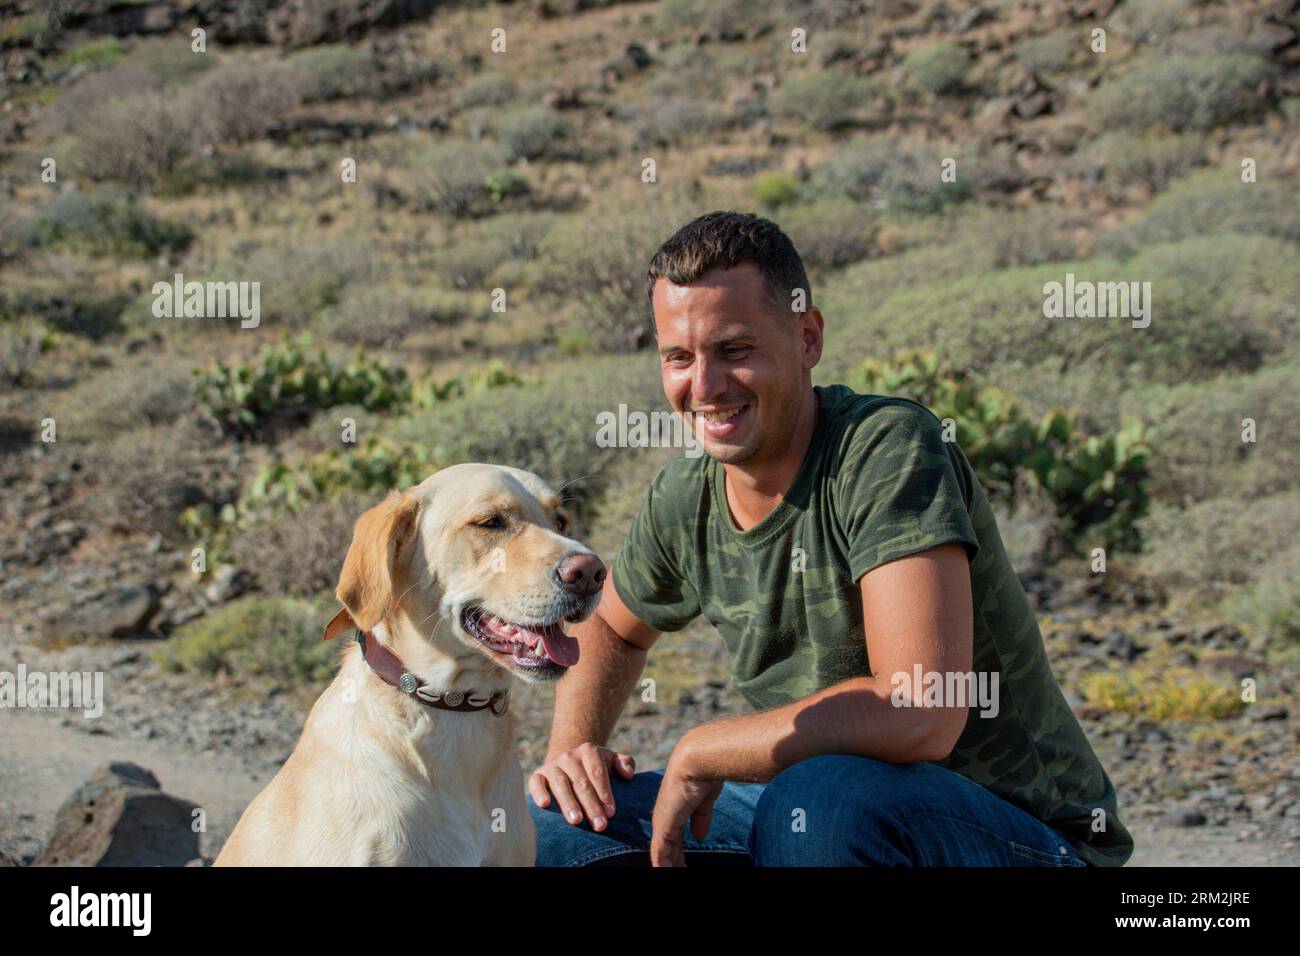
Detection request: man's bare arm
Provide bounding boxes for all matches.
[546,605,649,757]
[673,543,974,783]
[528,570,662,829]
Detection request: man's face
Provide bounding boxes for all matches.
[652,262,823,466]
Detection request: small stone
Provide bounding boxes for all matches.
[1168,805,1208,828]
[1249,704,1288,722]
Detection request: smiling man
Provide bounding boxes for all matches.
[526,211,1134,867]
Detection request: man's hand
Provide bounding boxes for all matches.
[528,743,636,832]
[650,735,725,867]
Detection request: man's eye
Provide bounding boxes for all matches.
[474,513,506,530]
[722,345,750,359]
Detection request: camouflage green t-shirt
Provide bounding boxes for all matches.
[612,383,1133,867]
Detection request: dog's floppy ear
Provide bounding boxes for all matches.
[335,490,419,632]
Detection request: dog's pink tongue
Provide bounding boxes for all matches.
[536,622,579,667]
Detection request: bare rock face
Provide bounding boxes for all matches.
[39,582,161,643]
[33,763,201,867]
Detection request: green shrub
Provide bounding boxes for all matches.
[484,168,529,203]
[129,36,217,87]
[88,420,215,540]
[12,188,192,258]
[51,357,194,441]
[159,150,276,196]
[829,236,1296,388]
[779,199,874,269]
[195,335,413,439]
[154,595,340,684]
[771,69,879,131]
[497,106,564,161]
[952,204,1090,269]
[1125,235,1298,367]
[229,492,368,596]
[633,95,732,149]
[73,91,196,189]
[1099,166,1300,255]
[1221,548,1300,645]
[458,71,519,108]
[53,37,127,70]
[1088,54,1271,130]
[2,284,130,340]
[1161,23,1279,57]
[656,0,773,37]
[1080,669,1245,720]
[0,13,48,45]
[437,234,517,289]
[752,171,801,208]
[0,319,53,387]
[192,59,303,143]
[1138,365,1300,503]
[845,350,1150,550]
[322,285,474,349]
[811,135,973,218]
[1070,131,1206,196]
[405,139,507,217]
[1139,491,1299,587]
[1113,0,1192,46]
[903,43,972,94]
[390,354,663,516]
[239,437,440,520]
[47,63,156,135]
[288,44,372,101]
[1014,30,1078,75]
[216,238,375,329]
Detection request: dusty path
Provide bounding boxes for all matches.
[2,705,1294,866]
[0,707,273,863]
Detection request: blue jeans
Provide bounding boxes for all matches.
[528,754,1089,866]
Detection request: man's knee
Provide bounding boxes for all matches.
[752,754,934,865]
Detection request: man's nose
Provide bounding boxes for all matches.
[691,355,725,405]
[555,553,606,596]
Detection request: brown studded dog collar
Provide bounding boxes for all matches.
[323,607,510,717]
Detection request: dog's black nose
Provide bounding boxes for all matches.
[556,553,606,596]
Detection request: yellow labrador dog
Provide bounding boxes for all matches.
[215,463,604,866]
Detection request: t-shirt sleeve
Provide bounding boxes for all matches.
[839,401,981,583]
[610,464,701,632]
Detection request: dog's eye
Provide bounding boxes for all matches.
[555,512,569,533]
[473,513,506,530]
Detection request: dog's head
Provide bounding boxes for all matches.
[333,463,604,683]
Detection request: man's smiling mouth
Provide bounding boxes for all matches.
[698,405,747,422]
[692,403,750,436]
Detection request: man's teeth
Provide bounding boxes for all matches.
[702,406,744,423]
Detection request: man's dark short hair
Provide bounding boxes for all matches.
[645,211,813,323]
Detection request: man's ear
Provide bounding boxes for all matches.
[336,490,419,632]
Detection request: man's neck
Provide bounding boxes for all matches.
[722,387,820,530]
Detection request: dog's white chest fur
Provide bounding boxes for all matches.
[217,653,534,867]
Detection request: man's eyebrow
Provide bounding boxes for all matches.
[658,332,754,356]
